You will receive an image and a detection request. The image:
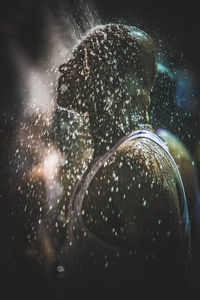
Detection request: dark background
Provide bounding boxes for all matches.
[0,0,200,299]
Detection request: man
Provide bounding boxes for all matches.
[56,24,191,298]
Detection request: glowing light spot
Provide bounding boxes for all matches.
[143,200,146,207]
[57,266,65,273]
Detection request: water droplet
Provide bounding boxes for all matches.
[57,265,65,273]
[143,200,146,207]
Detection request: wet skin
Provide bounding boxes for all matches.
[15,25,191,298]
[56,24,191,286]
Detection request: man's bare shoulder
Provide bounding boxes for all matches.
[83,136,182,247]
[87,136,180,211]
[108,137,177,185]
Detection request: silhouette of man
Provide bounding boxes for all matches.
[54,24,191,299]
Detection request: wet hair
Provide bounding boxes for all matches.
[57,24,157,119]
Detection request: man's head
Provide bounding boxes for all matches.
[57,24,157,152]
[58,23,157,110]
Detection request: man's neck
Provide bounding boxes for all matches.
[90,115,152,158]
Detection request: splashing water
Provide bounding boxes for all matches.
[8,1,99,270]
